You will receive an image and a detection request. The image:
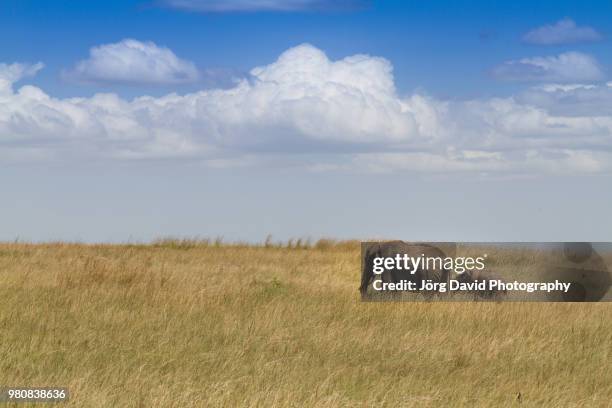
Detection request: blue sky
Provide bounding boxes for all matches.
[4,0,612,97]
[1,0,612,242]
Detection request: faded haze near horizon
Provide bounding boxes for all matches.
[1,0,612,243]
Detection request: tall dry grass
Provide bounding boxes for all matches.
[0,241,610,407]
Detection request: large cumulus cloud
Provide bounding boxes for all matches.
[1,44,612,174]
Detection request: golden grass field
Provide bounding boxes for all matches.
[0,240,611,407]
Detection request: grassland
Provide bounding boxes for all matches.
[0,240,610,407]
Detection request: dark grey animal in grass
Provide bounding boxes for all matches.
[360,241,451,299]
[454,269,507,300]
[543,242,611,302]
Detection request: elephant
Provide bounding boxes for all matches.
[543,242,611,302]
[359,241,452,299]
[453,269,507,300]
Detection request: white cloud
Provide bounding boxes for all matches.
[160,0,364,12]
[2,44,612,174]
[523,18,602,45]
[66,39,200,85]
[0,62,44,94]
[492,52,604,83]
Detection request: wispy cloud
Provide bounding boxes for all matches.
[523,18,602,45]
[0,62,44,93]
[65,39,200,85]
[2,45,612,174]
[158,0,366,12]
[492,52,604,83]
